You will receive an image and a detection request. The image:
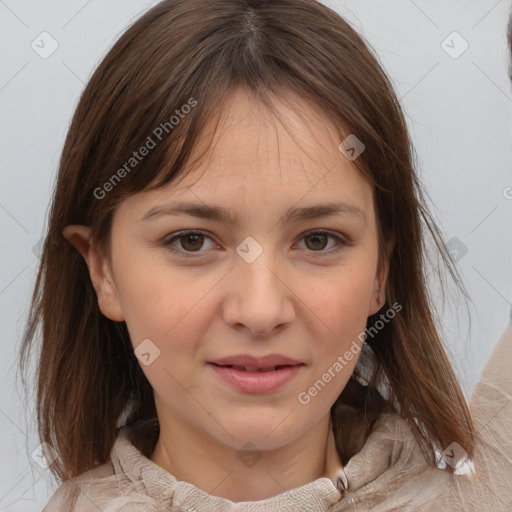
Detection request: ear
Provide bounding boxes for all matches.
[368,237,394,316]
[368,259,389,316]
[63,224,125,322]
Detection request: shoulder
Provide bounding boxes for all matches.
[471,309,512,417]
[42,461,115,511]
[42,479,79,511]
[42,457,161,512]
[42,419,168,511]
[466,311,512,509]
[470,310,512,458]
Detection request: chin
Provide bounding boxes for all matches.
[211,416,303,450]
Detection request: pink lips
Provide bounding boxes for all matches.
[209,354,302,369]
[207,354,304,393]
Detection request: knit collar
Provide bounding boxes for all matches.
[110,419,347,511]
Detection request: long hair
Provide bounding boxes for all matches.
[19,0,474,482]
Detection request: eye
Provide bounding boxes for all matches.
[163,230,217,256]
[298,230,350,253]
[162,229,351,258]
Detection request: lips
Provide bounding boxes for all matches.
[208,361,303,393]
[210,363,298,372]
[208,354,303,372]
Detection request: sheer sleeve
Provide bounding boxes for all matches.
[467,309,512,510]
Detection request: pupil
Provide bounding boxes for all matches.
[182,234,203,251]
[306,233,327,251]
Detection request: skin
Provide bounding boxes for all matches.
[64,85,389,502]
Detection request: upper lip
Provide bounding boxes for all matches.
[208,354,303,369]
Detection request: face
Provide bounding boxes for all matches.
[82,86,388,452]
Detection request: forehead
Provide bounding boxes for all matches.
[172,87,370,194]
[117,86,375,223]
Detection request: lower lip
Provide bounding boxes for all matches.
[208,363,303,393]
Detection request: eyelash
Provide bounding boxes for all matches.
[162,229,352,258]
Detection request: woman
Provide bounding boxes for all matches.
[19,0,511,510]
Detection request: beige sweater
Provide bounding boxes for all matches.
[43,313,512,511]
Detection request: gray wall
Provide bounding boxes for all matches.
[1,1,511,509]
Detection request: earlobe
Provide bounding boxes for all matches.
[63,224,125,322]
[368,293,384,316]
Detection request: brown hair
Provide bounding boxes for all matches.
[19,0,474,483]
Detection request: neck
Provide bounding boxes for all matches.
[149,411,342,502]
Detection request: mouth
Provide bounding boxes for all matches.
[209,363,302,372]
[207,362,304,393]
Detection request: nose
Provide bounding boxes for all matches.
[222,245,295,337]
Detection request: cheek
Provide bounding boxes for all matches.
[308,264,376,331]
[111,248,177,339]
[113,251,223,349]
[301,264,376,387]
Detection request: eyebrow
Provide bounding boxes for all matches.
[139,201,367,225]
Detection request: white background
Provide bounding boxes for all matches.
[1,1,511,510]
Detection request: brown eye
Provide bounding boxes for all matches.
[179,233,204,251]
[163,229,350,259]
[299,230,349,254]
[304,232,329,251]
[163,230,216,257]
